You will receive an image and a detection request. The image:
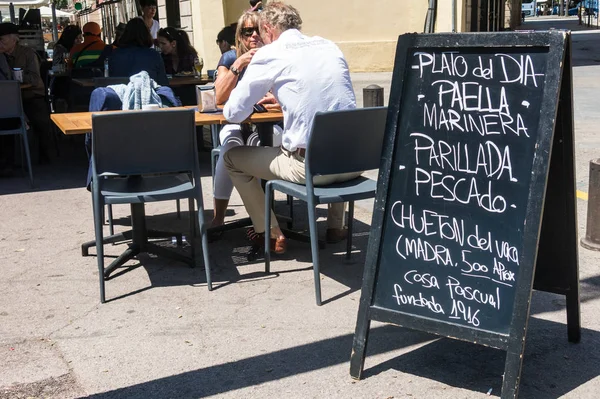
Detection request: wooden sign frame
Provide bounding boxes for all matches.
[350,31,580,399]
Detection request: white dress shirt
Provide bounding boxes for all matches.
[223,29,356,152]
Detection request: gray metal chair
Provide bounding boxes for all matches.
[89,109,212,303]
[264,107,387,305]
[91,78,184,230]
[0,81,34,187]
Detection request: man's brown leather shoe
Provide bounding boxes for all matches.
[326,228,348,244]
[247,228,287,254]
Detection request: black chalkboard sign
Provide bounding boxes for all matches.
[350,31,580,399]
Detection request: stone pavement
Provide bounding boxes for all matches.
[2,17,600,399]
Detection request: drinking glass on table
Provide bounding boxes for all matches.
[193,56,203,78]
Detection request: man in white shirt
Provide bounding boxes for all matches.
[224,1,360,253]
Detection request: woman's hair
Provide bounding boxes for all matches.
[55,25,82,51]
[235,11,260,58]
[119,18,153,48]
[158,27,198,59]
[216,25,236,47]
[259,1,302,32]
[140,0,157,7]
[113,23,127,46]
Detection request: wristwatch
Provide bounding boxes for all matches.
[230,65,240,76]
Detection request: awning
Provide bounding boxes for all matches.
[0,1,49,5]
[38,5,74,18]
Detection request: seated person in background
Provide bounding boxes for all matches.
[223,2,358,252]
[109,18,168,86]
[210,12,282,234]
[69,22,105,69]
[213,24,236,81]
[52,25,83,111]
[216,24,236,56]
[52,25,82,68]
[157,27,199,75]
[138,0,160,43]
[0,23,52,169]
[94,22,126,67]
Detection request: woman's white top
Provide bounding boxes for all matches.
[138,17,160,39]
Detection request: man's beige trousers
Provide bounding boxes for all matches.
[224,146,361,233]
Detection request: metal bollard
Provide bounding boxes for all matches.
[581,159,600,251]
[363,84,384,108]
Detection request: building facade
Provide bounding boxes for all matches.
[72,0,523,72]
[156,0,521,73]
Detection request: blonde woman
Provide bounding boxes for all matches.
[210,11,282,237]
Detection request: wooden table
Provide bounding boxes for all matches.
[71,75,212,88]
[168,75,212,87]
[51,107,283,135]
[61,106,290,251]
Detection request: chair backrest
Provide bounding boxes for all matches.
[93,77,130,88]
[306,107,388,176]
[0,81,25,119]
[91,109,198,178]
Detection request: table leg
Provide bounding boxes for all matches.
[130,203,148,250]
[257,122,275,147]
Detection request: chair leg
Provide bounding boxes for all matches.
[264,183,273,273]
[287,195,294,229]
[107,204,114,236]
[21,131,34,187]
[346,201,354,260]
[188,198,196,267]
[211,151,219,187]
[306,200,322,306]
[189,198,197,237]
[92,197,106,303]
[176,199,181,219]
[195,194,212,290]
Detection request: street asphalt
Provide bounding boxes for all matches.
[1,16,600,399]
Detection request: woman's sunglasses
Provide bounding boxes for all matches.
[241,27,259,37]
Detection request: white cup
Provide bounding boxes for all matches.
[142,104,160,110]
[12,68,23,83]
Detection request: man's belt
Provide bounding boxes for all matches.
[295,148,306,158]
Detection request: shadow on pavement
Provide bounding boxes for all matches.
[84,324,436,399]
[362,315,600,398]
[85,220,600,398]
[95,203,372,303]
[361,277,600,398]
[81,310,600,399]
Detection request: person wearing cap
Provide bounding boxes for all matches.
[69,22,105,69]
[0,22,52,170]
[138,0,160,41]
